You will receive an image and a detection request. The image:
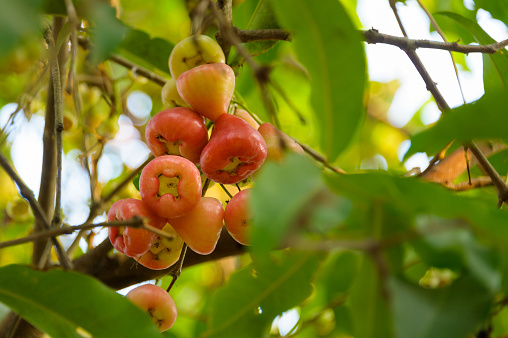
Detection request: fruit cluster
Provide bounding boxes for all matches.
[108,35,304,332]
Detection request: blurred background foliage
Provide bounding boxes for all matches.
[1,0,508,337]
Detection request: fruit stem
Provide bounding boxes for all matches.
[219,184,233,199]
[167,243,188,293]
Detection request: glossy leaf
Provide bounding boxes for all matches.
[0,265,161,338]
[89,3,127,64]
[474,1,508,27]
[407,89,508,157]
[437,11,508,91]
[250,154,324,258]
[350,257,394,338]
[390,275,493,338]
[272,0,366,162]
[118,28,174,73]
[205,251,323,338]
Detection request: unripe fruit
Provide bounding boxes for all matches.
[139,155,202,218]
[257,123,305,162]
[233,108,260,129]
[161,78,188,108]
[200,114,267,184]
[108,199,166,258]
[145,107,208,163]
[169,35,225,80]
[125,284,177,332]
[224,189,251,245]
[169,197,224,255]
[177,63,235,121]
[138,223,184,270]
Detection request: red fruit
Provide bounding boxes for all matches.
[125,284,177,332]
[108,199,166,258]
[177,63,235,121]
[145,107,208,163]
[138,223,184,270]
[200,114,267,184]
[257,123,305,162]
[139,155,202,218]
[224,189,251,245]
[169,197,224,255]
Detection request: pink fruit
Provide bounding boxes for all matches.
[145,107,208,163]
[177,63,235,121]
[139,155,202,218]
[108,199,166,258]
[200,114,267,184]
[224,189,251,246]
[169,197,224,255]
[126,284,177,332]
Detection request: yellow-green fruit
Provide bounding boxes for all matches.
[6,198,32,222]
[161,78,189,108]
[169,35,225,80]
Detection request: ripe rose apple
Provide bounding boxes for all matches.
[108,199,166,258]
[138,223,184,270]
[161,78,188,108]
[177,63,235,121]
[224,189,251,246]
[200,114,267,184]
[125,284,177,332]
[233,108,260,129]
[169,197,224,255]
[145,107,208,163]
[139,155,201,218]
[169,35,225,80]
[257,123,305,162]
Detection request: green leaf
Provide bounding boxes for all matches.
[245,0,280,56]
[118,28,174,74]
[250,154,324,258]
[324,172,508,251]
[389,275,493,338]
[413,215,500,293]
[436,11,508,92]
[89,3,128,64]
[0,265,161,338]
[407,88,508,157]
[0,0,43,58]
[133,172,141,191]
[474,0,508,28]
[272,0,366,162]
[318,251,360,301]
[205,251,323,338]
[350,256,394,338]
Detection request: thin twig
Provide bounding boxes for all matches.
[389,0,408,37]
[415,0,466,104]
[219,184,233,199]
[297,142,346,174]
[43,27,64,228]
[67,154,154,255]
[467,142,508,206]
[362,29,508,55]
[0,219,144,249]
[0,153,72,269]
[167,244,188,292]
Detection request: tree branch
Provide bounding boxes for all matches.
[73,231,245,290]
[467,142,508,206]
[362,29,508,55]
